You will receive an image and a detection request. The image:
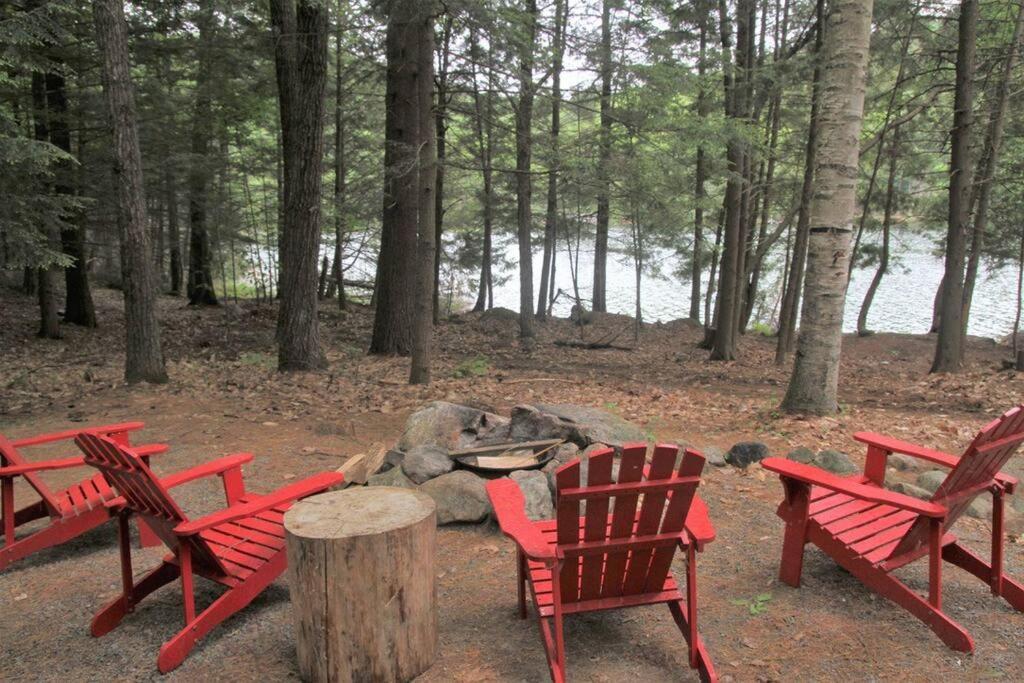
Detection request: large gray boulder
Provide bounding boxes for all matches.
[887,481,931,500]
[786,447,816,465]
[726,442,769,468]
[916,470,947,493]
[532,403,647,451]
[419,470,492,525]
[510,470,554,521]
[510,405,579,443]
[703,446,727,467]
[402,445,454,484]
[397,401,506,452]
[815,450,858,475]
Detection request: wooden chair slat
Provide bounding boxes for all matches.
[579,449,614,601]
[600,445,647,599]
[644,448,704,593]
[620,446,678,595]
[555,461,581,603]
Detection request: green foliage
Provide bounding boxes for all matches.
[453,355,490,378]
[731,592,773,616]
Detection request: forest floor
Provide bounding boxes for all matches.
[2,284,1024,682]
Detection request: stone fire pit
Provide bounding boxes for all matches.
[368,401,647,525]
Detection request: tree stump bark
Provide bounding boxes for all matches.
[285,487,437,682]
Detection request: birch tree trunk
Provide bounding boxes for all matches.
[93,0,168,384]
[781,0,874,414]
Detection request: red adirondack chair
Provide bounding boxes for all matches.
[487,443,717,683]
[0,422,168,571]
[762,404,1024,652]
[75,432,344,673]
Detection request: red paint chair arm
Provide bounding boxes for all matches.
[10,422,147,448]
[0,442,169,477]
[762,457,948,518]
[854,431,1017,492]
[486,478,556,562]
[683,495,716,550]
[160,452,254,489]
[174,472,344,535]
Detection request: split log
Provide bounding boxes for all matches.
[285,487,437,682]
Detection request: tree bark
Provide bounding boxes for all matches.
[515,0,539,342]
[593,0,613,313]
[537,0,567,322]
[93,0,168,383]
[31,72,62,340]
[270,0,329,371]
[781,0,873,414]
[432,15,452,326]
[46,70,96,327]
[470,28,494,313]
[371,0,435,359]
[409,1,437,385]
[690,6,710,323]
[329,2,347,310]
[857,125,899,336]
[186,1,219,306]
[774,0,822,365]
[930,0,977,374]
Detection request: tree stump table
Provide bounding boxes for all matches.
[284,487,437,683]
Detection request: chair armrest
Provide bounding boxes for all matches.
[762,457,947,518]
[0,442,169,477]
[160,453,254,489]
[854,432,1017,492]
[174,472,344,535]
[684,495,716,549]
[10,422,146,448]
[486,478,556,562]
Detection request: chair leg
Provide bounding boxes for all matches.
[778,480,810,587]
[831,549,974,652]
[156,553,285,673]
[517,550,527,619]
[92,561,179,636]
[668,600,718,683]
[943,542,1024,612]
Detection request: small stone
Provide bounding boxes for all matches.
[786,447,815,465]
[887,481,931,501]
[916,470,947,493]
[553,442,580,465]
[814,450,858,475]
[382,449,405,472]
[888,454,919,472]
[401,445,454,484]
[367,467,416,489]
[419,470,491,524]
[510,470,554,521]
[726,442,769,468]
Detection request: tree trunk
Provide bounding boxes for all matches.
[186,1,219,306]
[774,0,822,365]
[515,0,539,343]
[93,0,168,383]
[432,15,452,326]
[781,0,873,414]
[371,0,434,357]
[857,125,899,336]
[690,7,710,323]
[537,0,567,322]
[593,0,613,314]
[409,1,438,384]
[31,72,62,340]
[46,70,96,327]
[470,28,494,313]
[960,0,1024,351]
[165,165,182,295]
[270,0,329,371]
[330,2,346,310]
[930,0,977,374]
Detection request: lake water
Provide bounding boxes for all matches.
[481,229,1020,339]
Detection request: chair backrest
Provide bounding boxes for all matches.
[0,435,63,516]
[75,433,226,574]
[553,443,705,604]
[891,404,1024,558]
